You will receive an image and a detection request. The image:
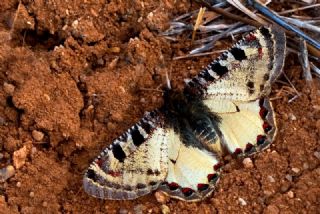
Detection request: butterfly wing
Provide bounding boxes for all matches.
[185,26,285,155]
[206,98,276,156]
[158,128,220,202]
[83,111,170,200]
[185,26,286,102]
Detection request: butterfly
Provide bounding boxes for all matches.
[83,26,286,202]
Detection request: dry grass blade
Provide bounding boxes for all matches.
[282,16,320,34]
[310,62,320,76]
[8,0,22,40]
[226,0,268,25]
[173,50,226,60]
[247,0,320,50]
[192,7,206,42]
[278,3,320,15]
[298,39,313,83]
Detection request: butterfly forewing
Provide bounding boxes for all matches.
[83,111,170,200]
[186,26,286,102]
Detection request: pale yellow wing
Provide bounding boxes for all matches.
[185,26,286,102]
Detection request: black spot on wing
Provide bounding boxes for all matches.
[140,121,152,134]
[259,27,272,39]
[230,47,247,61]
[211,62,228,76]
[137,183,147,189]
[199,70,215,81]
[112,143,126,162]
[170,159,176,164]
[86,169,97,182]
[132,126,145,146]
[247,81,255,94]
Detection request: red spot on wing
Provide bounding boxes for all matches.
[197,183,209,191]
[168,182,179,190]
[263,122,272,132]
[207,173,219,182]
[181,188,194,196]
[213,162,223,171]
[233,148,243,155]
[108,170,122,177]
[95,159,103,167]
[257,135,266,145]
[259,107,268,119]
[258,47,263,59]
[246,33,257,42]
[245,143,254,153]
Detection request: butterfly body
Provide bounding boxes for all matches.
[83,26,286,201]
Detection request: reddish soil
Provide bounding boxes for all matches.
[0,0,319,213]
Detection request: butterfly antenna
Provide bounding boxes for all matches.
[165,71,172,90]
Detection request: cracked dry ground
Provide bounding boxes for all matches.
[0,0,319,213]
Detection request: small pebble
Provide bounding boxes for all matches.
[265,205,280,214]
[29,191,35,198]
[111,112,123,122]
[133,204,144,214]
[119,208,128,214]
[161,204,170,214]
[285,174,293,182]
[3,82,15,94]
[0,165,15,182]
[31,147,37,155]
[288,113,297,121]
[264,190,273,196]
[13,146,28,169]
[42,201,48,207]
[314,151,320,160]
[0,116,6,126]
[243,157,254,169]
[0,153,3,160]
[292,167,300,173]
[140,98,146,103]
[155,191,169,204]
[267,175,275,183]
[280,183,290,193]
[108,57,119,70]
[287,191,294,198]
[32,130,44,141]
[238,197,247,206]
[16,182,21,187]
[303,163,309,170]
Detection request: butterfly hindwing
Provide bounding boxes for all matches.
[205,98,276,156]
[83,111,170,200]
[158,129,220,202]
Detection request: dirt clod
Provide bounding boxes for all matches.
[32,130,45,142]
[243,157,254,169]
[3,82,15,94]
[13,146,28,169]
[155,191,170,204]
[161,204,170,214]
[0,165,15,182]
